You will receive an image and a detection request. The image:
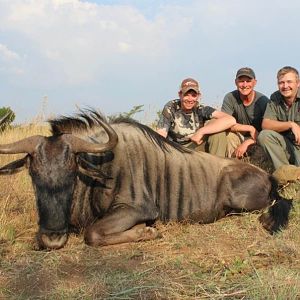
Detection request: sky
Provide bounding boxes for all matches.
[0,0,299,124]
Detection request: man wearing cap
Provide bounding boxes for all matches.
[156,78,236,155]
[258,66,300,170]
[221,67,269,158]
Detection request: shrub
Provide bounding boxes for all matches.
[0,107,15,132]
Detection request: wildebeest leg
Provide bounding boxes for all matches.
[217,166,271,216]
[86,223,159,247]
[84,206,160,246]
[217,165,292,234]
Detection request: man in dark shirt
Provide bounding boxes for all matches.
[156,78,236,156]
[221,67,269,158]
[258,66,300,169]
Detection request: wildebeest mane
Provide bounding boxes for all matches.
[49,109,191,154]
[111,116,191,154]
[49,109,108,135]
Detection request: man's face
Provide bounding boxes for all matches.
[235,76,257,97]
[179,90,200,111]
[278,72,300,102]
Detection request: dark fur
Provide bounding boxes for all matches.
[50,110,191,154]
[0,109,293,249]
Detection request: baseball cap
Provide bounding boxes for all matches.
[180,78,200,94]
[235,67,256,79]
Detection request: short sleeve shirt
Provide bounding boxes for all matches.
[263,89,300,137]
[221,90,269,132]
[157,99,215,145]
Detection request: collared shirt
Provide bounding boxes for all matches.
[264,89,300,125]
[157,99,215,145]
[222,90,269,132]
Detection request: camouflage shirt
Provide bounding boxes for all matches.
[157,99,215,145]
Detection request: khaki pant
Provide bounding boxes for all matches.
[258,129,300,170]
[186,131,244,158]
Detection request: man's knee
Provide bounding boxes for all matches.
[207,131,227,156]
[207,131,226,143]
[257,129,276,145]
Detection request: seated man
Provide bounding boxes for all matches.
[156,77,236,156]
[221,67,269,158]
[258,66,300,170]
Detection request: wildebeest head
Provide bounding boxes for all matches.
[0,114,118,250]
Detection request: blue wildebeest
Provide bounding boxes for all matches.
[0,110,293,250]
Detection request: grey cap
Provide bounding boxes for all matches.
[236,67,256,79]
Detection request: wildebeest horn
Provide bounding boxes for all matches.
[0,114,118,154]
[0,136,43,154]
[64,118,118,153]
[0,109,40,156]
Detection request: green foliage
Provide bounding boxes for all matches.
[149,109,162,129]
[108,105,144,121]
[0,107,15,132]
[156,109,162,121]
[121,105,144,118]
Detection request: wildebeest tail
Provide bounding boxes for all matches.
[259,175,293,234]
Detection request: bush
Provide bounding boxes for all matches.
[108,105,144,121]
[0,107,15,132]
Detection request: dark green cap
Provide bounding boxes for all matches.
[236,67,256,79]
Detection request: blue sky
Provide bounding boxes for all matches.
[0,0,299,123]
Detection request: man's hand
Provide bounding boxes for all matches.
[190,131,205,145]
[290,122,300,145]
[234,139,255,158]
[234,143,249,158]
[248,126,258,141]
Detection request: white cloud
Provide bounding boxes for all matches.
[0,0,175,85]
[0,0,299,122]
[0,43,20,61]
[0,43,24,75]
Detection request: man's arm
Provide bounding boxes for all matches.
[201,110,237,133]
[262,118,294,132]
[262,119,300,144]
[190,111,236,145]
[230,123,257,141]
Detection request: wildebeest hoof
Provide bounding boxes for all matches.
[35,231,69,250]
[137,226,161,241]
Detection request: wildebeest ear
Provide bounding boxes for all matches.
[0,155,29,175]
[77,156,112,180]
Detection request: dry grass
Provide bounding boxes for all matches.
[0,125,300,299]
